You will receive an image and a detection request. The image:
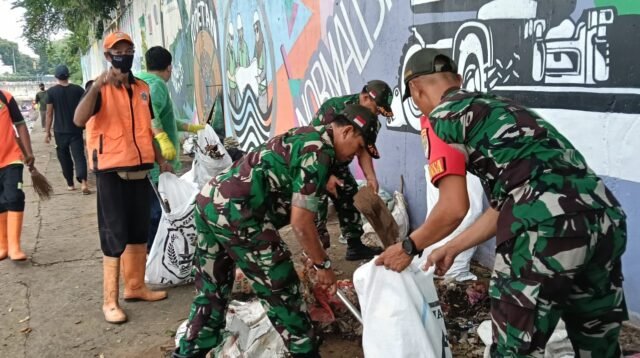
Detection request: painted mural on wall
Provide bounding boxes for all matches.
[388,0,640,133]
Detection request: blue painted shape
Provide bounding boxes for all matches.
[288,79,302,98]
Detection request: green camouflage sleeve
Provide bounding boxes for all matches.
[290,149,331,213]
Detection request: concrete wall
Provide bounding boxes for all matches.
[81,0,640,322]
[1,80,58,102]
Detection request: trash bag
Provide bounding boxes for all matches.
[423,165,484,281]
[145,173,199,286]
[175,301,288,357]
[354,261,452,358]
[193,124,232,188]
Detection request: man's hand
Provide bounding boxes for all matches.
[325,175,343,197]
[315,268,337,295]
[366,176,379,193]
[374,242,412,272]
[424,244,458,276]
[44,132,51,144]
[159,161,174,173]
[23,154,35,168]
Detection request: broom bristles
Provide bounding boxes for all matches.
[29,166,53,200]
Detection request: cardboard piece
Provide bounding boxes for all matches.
[353,186,399,248]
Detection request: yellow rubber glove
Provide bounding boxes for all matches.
[154,132,176,160]
[187,124,205,133]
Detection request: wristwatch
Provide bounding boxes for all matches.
[313,258,332,271]
[402,236,423,257]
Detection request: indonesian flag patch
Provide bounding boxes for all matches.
[354,115,366,127]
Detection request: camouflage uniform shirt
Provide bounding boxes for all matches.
[199,125,335,230]
[310,94,358,126]
[428,89,624,244]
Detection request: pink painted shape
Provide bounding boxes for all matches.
[287,2,299,36]
[319,0,335,41]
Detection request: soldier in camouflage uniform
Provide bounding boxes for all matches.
[311,80,394,261]
[173,105,382,358]
[376,49,627,357]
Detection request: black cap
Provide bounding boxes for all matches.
[342,104,381,159]
[55,65,70,80]
[402,49,457,101]
[363,80,393,117]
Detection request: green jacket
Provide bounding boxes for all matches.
[137,71,182,182]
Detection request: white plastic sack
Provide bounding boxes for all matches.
[193,124,232,188]
[175,300,287,357]
[423,165,484,281]
[145,173,199,286]
[354,261,452,358]
[478,319,574,358]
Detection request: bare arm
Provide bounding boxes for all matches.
[447,207,497,254]
[290,206,328,264]
[15,123,34,166]
[45,104,54,142]
[357,149,379,192]
[412,175,470,250]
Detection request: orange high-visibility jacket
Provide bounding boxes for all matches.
[86,79,155,172]
[0,90,23,169]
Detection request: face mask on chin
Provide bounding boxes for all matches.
[111,54,134,73]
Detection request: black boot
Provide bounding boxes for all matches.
[345,241,383,261]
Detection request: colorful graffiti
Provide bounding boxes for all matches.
[81,0,640,319]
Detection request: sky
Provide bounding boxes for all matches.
[0,1,37,58]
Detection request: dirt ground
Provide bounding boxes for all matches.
[1,128,638,357]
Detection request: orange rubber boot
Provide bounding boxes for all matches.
[121,244,167,301]
[103,256,128,324]
[7,211,26,261]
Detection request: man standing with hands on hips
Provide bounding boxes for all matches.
[74,32,172,324]
[375,48,627,356]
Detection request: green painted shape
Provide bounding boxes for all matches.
[594,0,640,15]
[288,79,302,97]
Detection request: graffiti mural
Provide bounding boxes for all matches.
[222,0,277,151]
[388,0,640,133]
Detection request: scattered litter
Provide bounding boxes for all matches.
[20,327,32,334]
[74,320,82,325]
[18,316,30,323]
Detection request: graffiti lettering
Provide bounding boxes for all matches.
[190,1,217,47]
[296,0,392,124]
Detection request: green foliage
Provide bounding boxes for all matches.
[0,38,37,75]
[12,0,118,78]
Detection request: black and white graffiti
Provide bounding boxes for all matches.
[388,0,640,133]
[224,1,277,152]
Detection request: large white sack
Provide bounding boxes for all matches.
[145,173,199,286]
[423,165,485,281]
[193,124,232,188]
[354,261,452,358]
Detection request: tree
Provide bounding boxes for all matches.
[46,35,83,82]
[0,38,37,75]
[13,0,118,77]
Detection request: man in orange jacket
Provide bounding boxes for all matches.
[0,89,35,261]
[74,32,172,324]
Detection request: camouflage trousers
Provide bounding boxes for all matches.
[316,163,363,248]
[490,209,628,357]
[178,206,317,356]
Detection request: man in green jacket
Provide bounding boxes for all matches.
[138,46,204,250]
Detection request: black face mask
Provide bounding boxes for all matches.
[111,54,134,73]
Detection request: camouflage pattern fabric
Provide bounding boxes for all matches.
[490,209,627,357]
[178,125,336,356]
[427,89,628,356]
[310,94,364,247]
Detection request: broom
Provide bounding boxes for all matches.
[13,129,53,200]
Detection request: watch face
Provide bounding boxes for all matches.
[402,238,413,255]
[323,260,332,269]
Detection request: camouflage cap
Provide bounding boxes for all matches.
[342,104,382,159]
[402,48,458,101]
[363,80,393,117]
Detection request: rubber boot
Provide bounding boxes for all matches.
[0,212,8,260]
[103,256,127,324]
[345,238,382,261]
[7,211,27,261]
[122,244,167,301]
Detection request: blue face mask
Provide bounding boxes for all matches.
[111,54,134,73]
